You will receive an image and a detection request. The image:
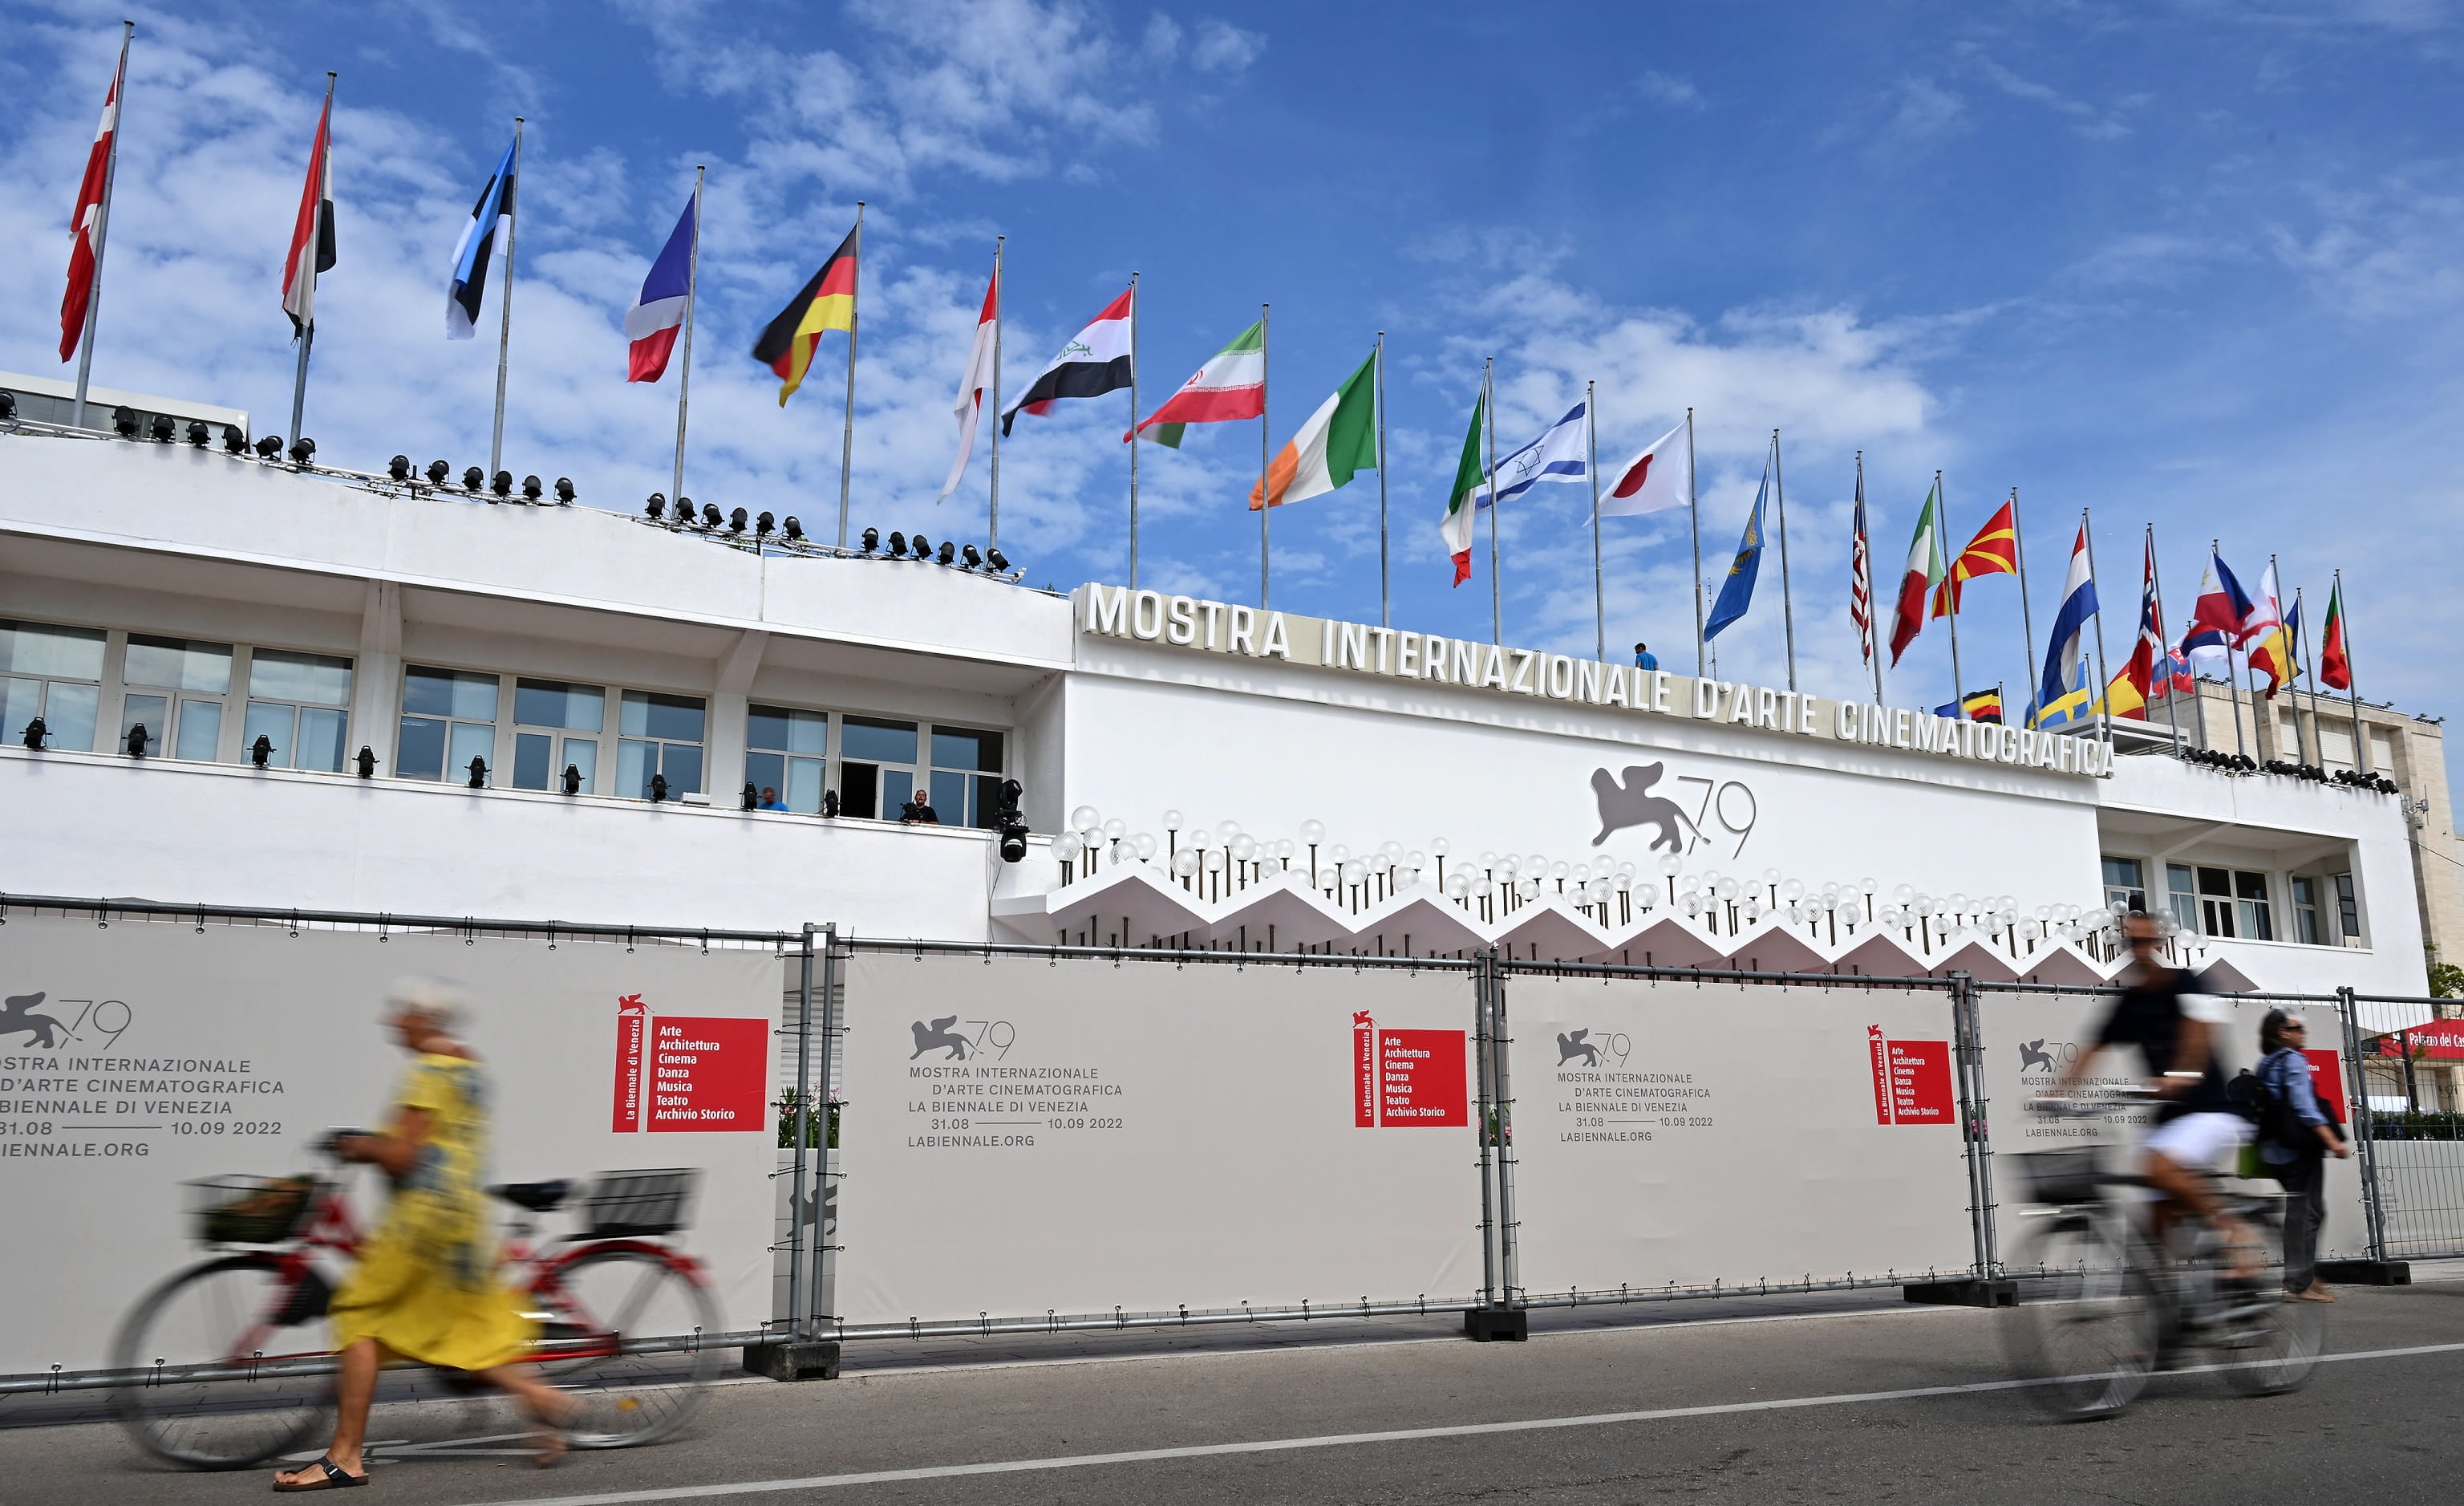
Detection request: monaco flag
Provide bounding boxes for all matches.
[59,34,130,362]
[1597,420,1688,517]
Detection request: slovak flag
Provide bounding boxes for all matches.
[625,192,698,383]
[1597,419,1689,518]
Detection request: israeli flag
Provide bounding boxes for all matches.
[446,136,519,339]
[1481,400,1587,507]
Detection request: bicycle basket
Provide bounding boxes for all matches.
[186,1175,318,1244]
[2012,1147,2108,1204]
[578,1168,699,1238]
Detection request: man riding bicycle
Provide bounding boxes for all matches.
[2056,908,2262,1281]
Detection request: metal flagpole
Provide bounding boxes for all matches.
[1773,428,1797,692]
[1588,381,1604,661]
[836,201,864,548]
[1258,301,1270,610]
[2215,539,2247,760]
[1942,471,1967,717]
[487,116,522,477]
[2081,508,2113,755]
[2010,488,2040,727]
[2337,568,2369,775]
[1861,453,1884,706]
[1484,359,1501,644]
[70,20,133,431]
[1687,408,1704,676]
[670,165,703,505]
[2267,552,2290,761]
[2148,526,2184,755]
[2293,584,2320,766]
[1376,331,1389,628]
[1128,273,1141,588]
[289,71,335,447]
[988,236,1004,550]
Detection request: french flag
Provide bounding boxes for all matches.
[625,192,697,383]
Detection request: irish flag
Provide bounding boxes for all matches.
[1437,388,1487,585]
[1134,319,1263,447]
[1250,351,1377,511]
[1888,481,1945,665]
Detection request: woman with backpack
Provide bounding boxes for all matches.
[2256,1008,2350,1302]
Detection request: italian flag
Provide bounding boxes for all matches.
[2319,580,2351,691]
[1250,350,1379,511]
[1437,388,1486,585]
[1133,319,1264,447]
[1888,481,1944,665]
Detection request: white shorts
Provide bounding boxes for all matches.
[2145,1111,2252,1172]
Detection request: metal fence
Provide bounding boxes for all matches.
[2351,992,2464,1260]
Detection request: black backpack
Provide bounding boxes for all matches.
[2234,1057,2324,1159]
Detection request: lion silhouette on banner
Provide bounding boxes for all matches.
[1589,764,1689,852]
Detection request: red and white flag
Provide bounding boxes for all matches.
[282,87,338,335]
[59,32,129,362]
[938,269,1000,501]
[1850,472,1875,664]
[1596,419,1688,517]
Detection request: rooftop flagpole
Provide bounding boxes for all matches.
[1376,331,1390,628]
[487,116,522,477]
[2147,525,2183,756]
[69,20,134,431]
[2081,508,2112,755]
[1588,381,1604,661]
[670,165,703,505]
[836,201,863,547]
[1687,408,1703,676]
[2010,487,2040,725]
[1258,300,1270,609]
[287,71,336,448]
[2336,568,2369,775]
[1772,428,1797,692]
[1485,359,1501,644]
[1860,453,1883,707]
[1128,272,1141,588]
[1941,471,1966,719]
[988,235,1004,550]
[2293,581,2320,766]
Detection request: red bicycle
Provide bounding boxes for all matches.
[108,1155,721,1469]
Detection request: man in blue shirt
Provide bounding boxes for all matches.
[758,785,789,812]
[1632,642,1659,672]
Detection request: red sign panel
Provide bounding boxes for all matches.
[2377,1021,2464,1062]
[1377,1029,1469,1126]
[647,1015,769,1132]
[1868,1027,1954,1126]
[1352,1013,1377,1127]
[610,995,648,1133]
[2301,1048,2348,1126]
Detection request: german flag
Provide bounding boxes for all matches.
[1931,499,2020,618]
[752,222,858,406]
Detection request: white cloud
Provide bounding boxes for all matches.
[1634,70,1704,110]
[1971,56,2135,141]
[1190,19,1265,74]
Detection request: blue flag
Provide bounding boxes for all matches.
[1704,463,1768,641]
[447,136,519,339]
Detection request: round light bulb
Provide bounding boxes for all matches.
[1173,848,1199,875]
[1341,859,1367,883]
[1431,838,1452,857]
[1232,834,1258,860]
[1299,818,1326,843]
[1781,879,1805,902]
[1133,833,1158,860]
[1329,843,1351,864]
[1658,853,1684,876]
[1636,882,1660,907]
[1162,809,1182,831]
[1054,831,1083,860]
[1892,883,1915,905]
[1446,873,1471,899]
[1192,828,1214,850]
[1102,818,1126,841]
[1070,805,1100,832]
[1218,819,1241,842]
[1761,867,1781,884]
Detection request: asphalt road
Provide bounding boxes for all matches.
[6,1278,2462,1505]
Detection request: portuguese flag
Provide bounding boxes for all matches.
[1134,319,1264,447]
[1437,388,1486,585]
[2320,579,2351,691]
[752,222,858,406]
[1250,350,1377,511]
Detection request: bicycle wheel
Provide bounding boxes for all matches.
[2214,1291,2324,1396]
[2002,1208,2161,1419]
[110,1253,333,1469]
[531,1245,722,1448]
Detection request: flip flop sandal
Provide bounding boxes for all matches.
[273,1456,368,1491]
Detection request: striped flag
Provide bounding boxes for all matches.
[1003,286,1133,433]
[282,89,338,335]
[624,191,698,383]
[1438,388,1486,586]
[1250,350,1377,511]
[2035,522,2099,717]
[1889,481,1945,665]
[1849,473,1875,664]
[445,135,518,339]
[752,222,858,406]
[938,269,999,501]
[2102,534,2162,720]
[1133,319,1263,446]
[59,31,128,362]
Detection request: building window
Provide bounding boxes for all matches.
[931,726,1005,827]
[0,619,105,753]
[242,650,353,772]
[2188,866,2274,941]
[746,705,827,813]
[837,716,918,819]
[2196,867,2236,938]
[2291,876,2324,945]
[122,634,233,761]
[512,679,604,794]
[618,690,704,798]
[2166,863,2198,935]
[2334,872,2361,943]
[2101,857,2146,915]
[2235,871,2275,941]
[399,667,500,782]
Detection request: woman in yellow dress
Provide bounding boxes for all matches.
[274,979,574,1490]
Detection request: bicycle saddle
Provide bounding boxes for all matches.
[488,1179,571,1212]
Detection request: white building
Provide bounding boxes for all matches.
[0,418,2437,1003]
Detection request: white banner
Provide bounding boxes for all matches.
[0,916,781,1374]
[1506,977,1976,1294]
[835,952,1484,1325]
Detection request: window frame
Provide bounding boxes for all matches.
[120,631,235,763]
[2101,856,2147,915]
[0,617,107,753]
[616,688,708,800]
[510,677,607,795]
[397,664,505,785]
[241,647,355,773]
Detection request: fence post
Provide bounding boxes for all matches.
[1472,954,1497,1308]
[810,923,841,1335]
[1910,971,2013,1306]
[1493,956,1521,1310]
[2337,985,2390,1264]
[1463,948,1526,1340]
[744,921,841,1380]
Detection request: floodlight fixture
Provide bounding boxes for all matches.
[937,541,955,565]
[288,436,315,464]
[783,515,804,541]
[254,434,285,460]
[0,391,14,420]
[388,454,411,480]
[249,733,274,768]
[986,547,1008,571]
[861,527,878,552]
[463,466,485,490]
[112,405,139,436]
[821,790,841,818]
[149,412,175,442]
[426,460,451,485]
[888,531,907,555]
[645,493,667,520]
[125,722,150,757]
[355,745,378,778]
[649,772,671,804]
[553,477,575,504]
[754,511,774,538]
[962,544,982,569]
[223,424,249,453]
[467,755,488,789]
[672,494,695,522]
[561,763,582,795]
[490,469,513,497]
[912,534,934,560]
[21,716,47,750]
[521,474,543,501]
[701,503,722,528]
[742,781,760,810]
[187,420,212,446]
[728,506,748,533]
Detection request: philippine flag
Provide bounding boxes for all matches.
[625,193,698,383]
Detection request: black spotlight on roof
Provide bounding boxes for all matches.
[673,494,695,523]
[223,424,249,453]
[936,540,955,565]
[521,474,542,501]
[254,434,285,460]
[0,391,15,420]
[914,534,936,560]
[755,511,774,538]
[742,781,760,811]
[388,454,411,481]
[426,459,450,484]
[645,492,667,520]
[561,763,582,795]
[821,789,841,818]
[783,515,804,541]
[995,777,1028,863]
[464,465,485,490]
[467,754,488,789]
[21,716,47,751]
[149,412,175,442]
[648,772,671,804]
[860,526,878,552]
[553,477,575,504]
[962,544,982,570]
[125,722,150,758]
[288,436,315,465]
[112,405,139,436]
[249,733,274,768]
[490,469,513,497]
[701,503,723,528]
[887,530,906,555]
[355,745,378,778]
[187,420,211,447]
[727,506,748,533]
[986,546,1008,571]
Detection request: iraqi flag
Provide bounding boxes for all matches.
[1133,319,1263,446]
[938,270,999,501]
[1004,286,1133,434]
[282,89,338,335]
[445,136,518,339]
[625,191,698,383]
[59,32,128,363]
[752,222,858,406]
[1250,350,1377,511]
[1597,420,1688,518]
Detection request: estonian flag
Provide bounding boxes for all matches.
[447,136,518,339]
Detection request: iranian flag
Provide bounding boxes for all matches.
[1888,481,1945,665]
[1250,351,1377,510]
[1133,319,1263,447]
[1437,388,1487,585]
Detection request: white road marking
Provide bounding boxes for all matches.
[463,1340,2464,1506]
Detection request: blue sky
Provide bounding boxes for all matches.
[1,0,2457,777]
